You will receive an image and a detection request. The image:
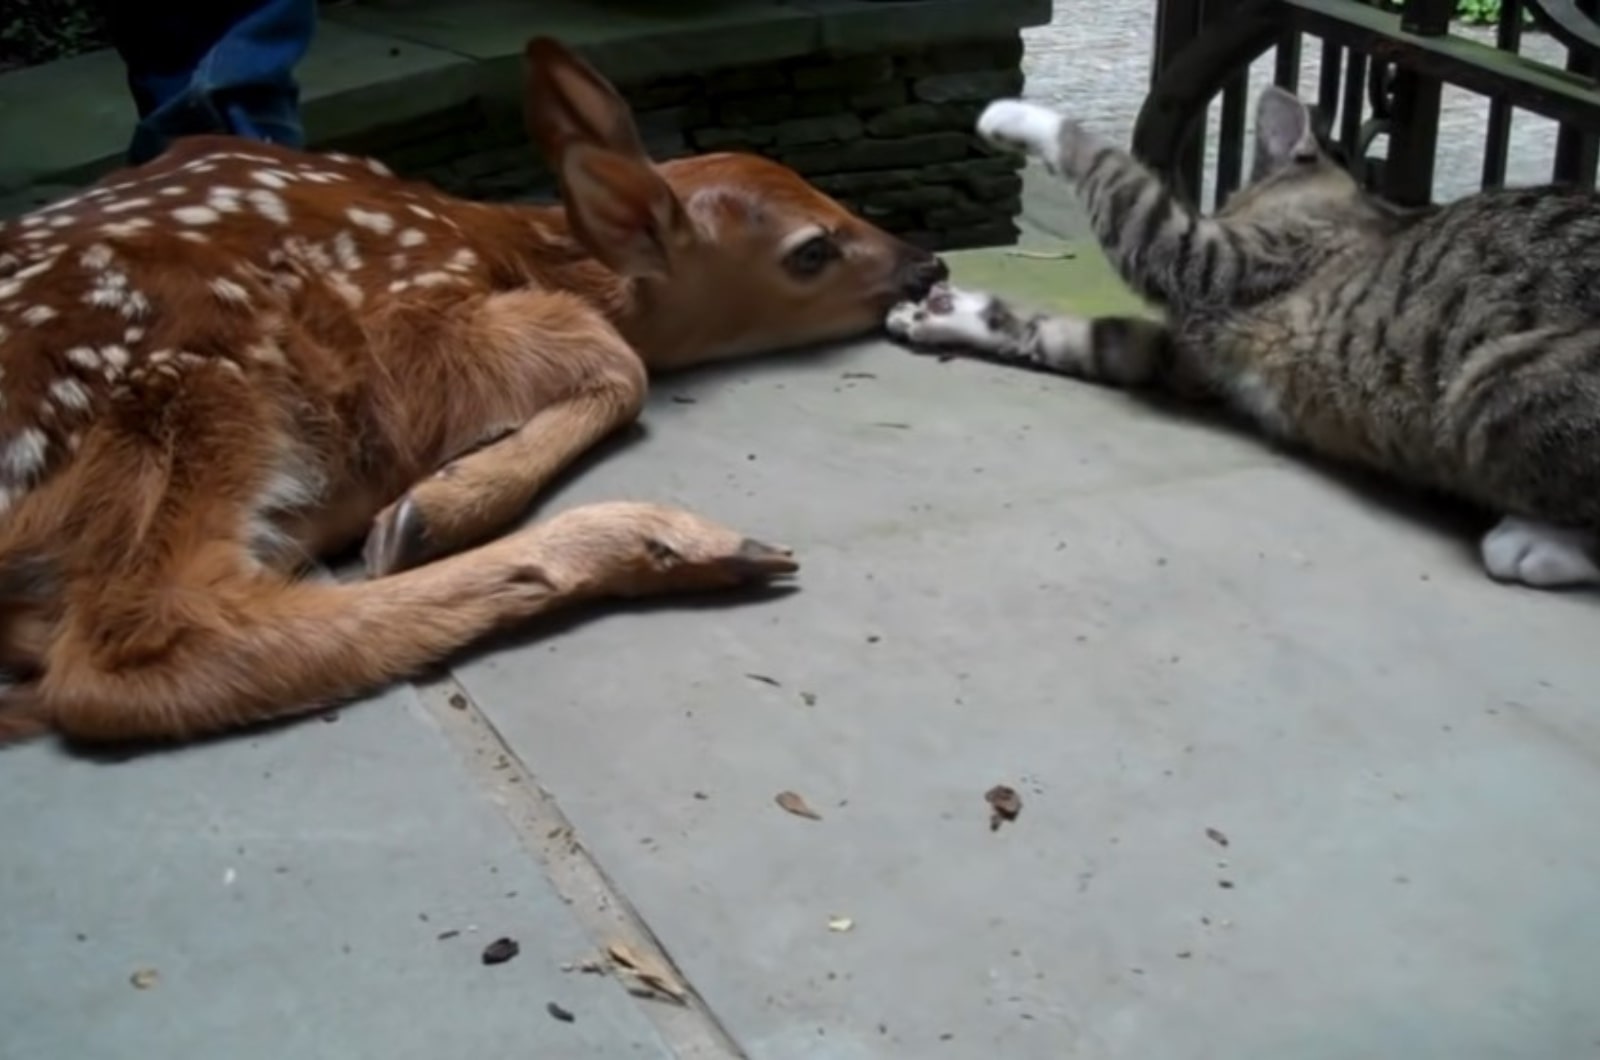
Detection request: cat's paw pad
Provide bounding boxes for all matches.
[977,100,1065,159]
[1480,516,1600,588]
[886,284,1008,353]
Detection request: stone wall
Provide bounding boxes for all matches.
[331,37,1027,252]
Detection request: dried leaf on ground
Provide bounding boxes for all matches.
[606,942,688,1003]
[129,968,159,989]
[986,785,1023,831]
[481,937,520,965]
[828,916,854,933]
[775,790,822,820]
[1205,827,1229,848]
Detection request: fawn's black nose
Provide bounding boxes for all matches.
[898,251,950,300]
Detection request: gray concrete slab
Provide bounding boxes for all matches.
[4,237,1599,1059]
[446,254,1600,1057]
[0,684,673,1060]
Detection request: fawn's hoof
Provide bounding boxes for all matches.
[363,495,434,577]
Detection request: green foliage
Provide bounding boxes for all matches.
[1454,0,1535,27]
[0,0,110,68]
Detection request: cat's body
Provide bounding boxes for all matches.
[887,87,1600,589]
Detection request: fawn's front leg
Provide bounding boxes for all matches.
[364,291,647,577]
[26,501,797,745]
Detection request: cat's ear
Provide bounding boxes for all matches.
[1253,86,1320,172]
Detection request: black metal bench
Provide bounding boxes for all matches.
[1135,0,1600,207]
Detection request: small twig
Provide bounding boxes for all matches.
[1003,249,1077,260]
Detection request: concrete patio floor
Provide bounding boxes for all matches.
[4,240,1600,1060]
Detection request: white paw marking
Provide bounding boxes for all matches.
[978,99,1065,160]
[885,283,1007,353]
[1480,516,1600,588]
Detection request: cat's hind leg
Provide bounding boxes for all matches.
[887,283,1172,388]
[1480,516,1600,588]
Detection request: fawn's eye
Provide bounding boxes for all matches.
[783,233,840,279]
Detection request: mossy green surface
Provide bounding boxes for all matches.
[945,240,1162,320]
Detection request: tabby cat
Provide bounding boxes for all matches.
[886,87,1600,590]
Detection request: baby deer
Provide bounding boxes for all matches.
[0,37,948,746]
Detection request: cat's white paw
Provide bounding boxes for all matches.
[886,283,1007,353]
[1480,516,1600,588]
[977,99,1066,160]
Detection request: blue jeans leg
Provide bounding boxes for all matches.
[103,0,316,164]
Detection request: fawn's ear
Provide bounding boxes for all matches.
[523,36,650,164]
[559,142,694,279]
[1252,85,1320,173]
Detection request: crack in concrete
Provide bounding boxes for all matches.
[413,672,748,1060]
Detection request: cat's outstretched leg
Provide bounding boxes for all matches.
[970,94,1317,311]
[1480,516,1600,588]
[887,282,1173,388]
[976,100,1069,170]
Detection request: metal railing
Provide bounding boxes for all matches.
[1134,0,1600,207]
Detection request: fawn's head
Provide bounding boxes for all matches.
[523,38,948,370]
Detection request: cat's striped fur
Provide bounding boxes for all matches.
[887,87,1600,589]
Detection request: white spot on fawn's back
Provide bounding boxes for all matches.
[80,243,114,270]
[208,187,245,214]
[332,231,361,271]
[397,227,427,248]
[248,188,290,225]
[210,277,251,305]
[13,256,59,283]
[1,427,48,481]
[329,274,365,308]
[346,207,394,235]
[84,269,130,310]
[49,377,92,411]
[120,291,152,320]
[101,218,155,238]
[247,337,287,366]
[20,305,57,326]
[173,205,220,226]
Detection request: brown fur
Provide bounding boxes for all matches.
[0,37,946,745]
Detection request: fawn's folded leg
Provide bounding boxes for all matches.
[99,0,317,164]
